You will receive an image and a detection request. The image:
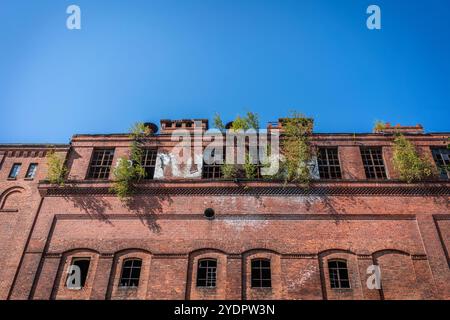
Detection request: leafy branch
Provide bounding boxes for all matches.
[110,122,150,200]
[46,150,68,185]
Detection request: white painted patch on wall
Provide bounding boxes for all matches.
[287,263,318,290]
[223,217,269,232]
[154,152,203,179]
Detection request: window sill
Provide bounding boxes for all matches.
[24,178,35,181]
[7,177,17,181]
[117,286,138,291]
[331,288,353,292]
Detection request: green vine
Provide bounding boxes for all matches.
[46,150,68,185]
[392,134,434,183]
[280,112,314,185]
[110,123,150,200]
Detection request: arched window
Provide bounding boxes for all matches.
[328,260,350,289]
[196,259,217,287]
[119,258,142,287]
[251,259,271,288]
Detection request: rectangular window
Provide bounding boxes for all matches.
[196,259,217,287]
[202,148,224,179]
[251,259,271,288]
[142,148,157,179]
[317,147,342,179]
[8,163,21,179]
[431,147,450,179]
[25,163,38,179]
[328,260,350,289]
[360,147,387,179]
[87,149,115,179]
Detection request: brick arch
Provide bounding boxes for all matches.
[52,248,100,300]
[0,186,25,211]
[372,248,411,257]
[186,248,228,300]
[107,249,152,300]
[242,248,281,256]
[318,249,361,300]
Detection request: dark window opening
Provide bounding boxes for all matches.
[142,148,157,179]
[196,259,217,287]
[25,163,38,179]
[119,258,142,288]
[8,163,21,179]
[251,259,271,288]
[87,149,115,179]
[360,147,387,179]
[202,148,224,179]
[317,147,342,179]
[328,260,350,289]
[431,147,450,179]
[67,258,90,289]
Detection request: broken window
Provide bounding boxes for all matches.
[431,147,450,179]
[142,148,158,179]
[119,258,142,288]
[317,147,342,179]
[67,258,90,288]
[360,147,387,179]
[196,259,217,287]
[87,149,115,179]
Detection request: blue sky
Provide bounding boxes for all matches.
[1,0,449,143]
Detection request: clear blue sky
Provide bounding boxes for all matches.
[1,0,449,143]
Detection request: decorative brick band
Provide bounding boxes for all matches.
[45,185,450,197]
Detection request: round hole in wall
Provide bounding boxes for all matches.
[204,208,215,220]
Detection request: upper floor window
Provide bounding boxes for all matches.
[360,147,387,179]
[8,163,21,179]
[317,147,342,179]
[142,148,157,179]
[202,148,224,179]
[328,260,350,289]
[119,258,142,288]
[25,163,38,179]
[67,258,90,289]
[431,147,450,179]
[251,259,271,288]
[196,259,217,287]
[87,149,115,179]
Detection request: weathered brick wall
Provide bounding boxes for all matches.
[0,129,449,300]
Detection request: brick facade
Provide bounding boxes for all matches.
[0,119,449,300]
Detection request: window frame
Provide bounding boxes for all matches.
[86,148,115,180]
[8,163,22,179]
[196,258,218,288]
[251,258,272,288]
[317,147,342,179]
[141,148,158,180]
[431,147,450,179]
[119,258,142,288]
[360,147,388,180]
[328,259,351,289]
[25,163,38,179]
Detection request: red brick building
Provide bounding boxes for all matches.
[0,119,449,300]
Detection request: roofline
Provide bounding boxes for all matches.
[0,143,70,148]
